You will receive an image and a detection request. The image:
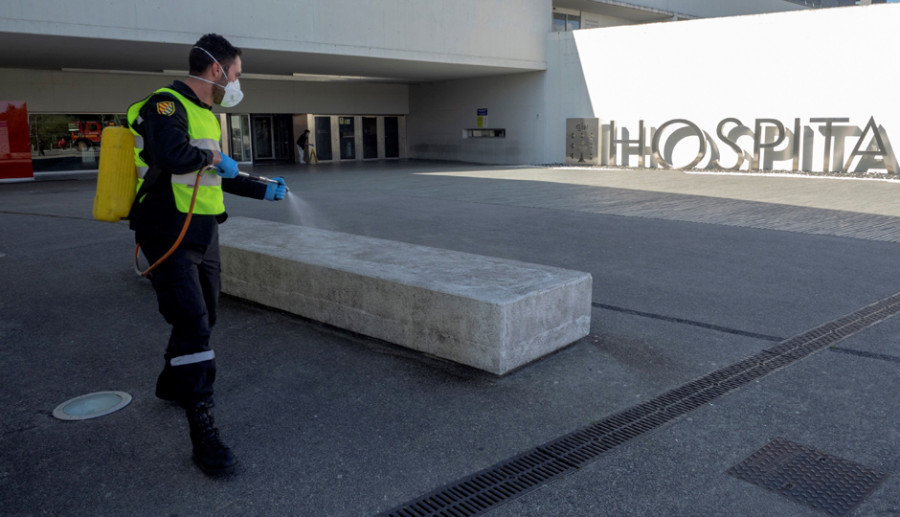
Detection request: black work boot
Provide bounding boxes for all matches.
[185,401,236,475]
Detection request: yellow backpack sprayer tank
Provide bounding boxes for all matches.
[92,126,136,222]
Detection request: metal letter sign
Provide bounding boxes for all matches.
[575,116,899,174]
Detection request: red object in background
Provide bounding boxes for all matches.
[0,101,34,182]
[69,120,103,151]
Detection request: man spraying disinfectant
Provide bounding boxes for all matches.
[126,33,287,475]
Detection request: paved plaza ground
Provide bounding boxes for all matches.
[3,161,900,516]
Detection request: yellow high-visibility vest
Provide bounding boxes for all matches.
[127,87,225,215]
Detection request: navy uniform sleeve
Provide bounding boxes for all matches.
[139,93,214,174]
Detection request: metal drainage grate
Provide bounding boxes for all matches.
[728,438,887,516]
[376,292,900,517]
[381,450,577,517]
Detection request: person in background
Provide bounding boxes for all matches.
[297,129,310,164]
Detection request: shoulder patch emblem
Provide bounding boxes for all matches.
[156,101,176,116]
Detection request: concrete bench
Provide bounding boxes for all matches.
[219,217,592,375]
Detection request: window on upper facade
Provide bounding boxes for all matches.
[552,11,581,32]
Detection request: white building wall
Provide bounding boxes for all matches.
[545,3,900,172]
[404,28,589,165]
[408,72,547,164]
[0,0,548,71]
[231,79,408,115]
[408,3,900,169]
[2,69,409,115]
[9,0,894,170]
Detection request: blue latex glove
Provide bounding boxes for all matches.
[215,154,239,179]
[264,177,287,201]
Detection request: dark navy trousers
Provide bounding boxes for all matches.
[138,231,220,408]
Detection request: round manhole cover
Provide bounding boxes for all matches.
[52,391,132,421]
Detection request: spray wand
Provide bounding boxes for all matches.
[237,171,290,192]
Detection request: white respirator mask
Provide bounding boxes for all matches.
[190,46,244,108]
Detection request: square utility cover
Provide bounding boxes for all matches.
[728,438,887,516]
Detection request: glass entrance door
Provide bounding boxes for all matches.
[363,117,377,159]
[252,116,273,160]
[339,117,355,160]
[384,117,399,158]
[251,115,293,162]
[273,116,291,160]
[314,116,332,161]
[229,114,251,162]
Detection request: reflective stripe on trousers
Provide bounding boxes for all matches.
[170,350,216,367]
